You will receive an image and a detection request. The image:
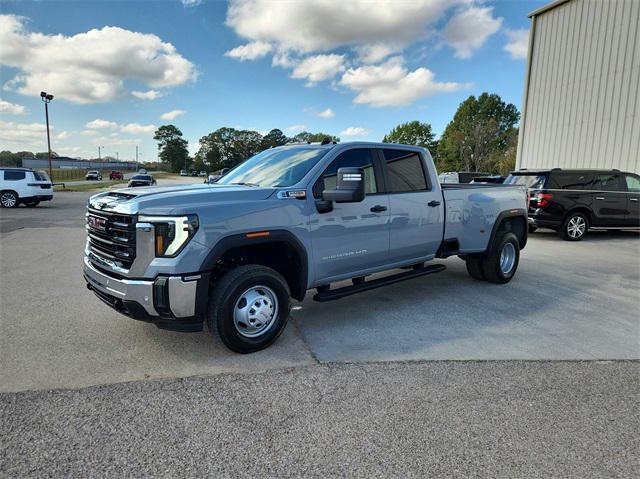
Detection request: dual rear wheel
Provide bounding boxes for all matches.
[465,232,520,284]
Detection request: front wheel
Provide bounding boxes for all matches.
[560,212,588,241]
[0,191,19,208]
[481,232,520,284]
[207,264,291,353]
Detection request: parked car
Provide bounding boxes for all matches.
[127,174,156,187]
[504,168,640,240]
[191,170,199,177]
[180,170,188,176]
[470,175,506,184]
[0,167,53,208]
[109,170,124,180]
[206,168,229,183]
[138,168,147,174]
[84,142,528,353]
[86,170,102,181]
[199,171,207,177]
[438,171,491,184]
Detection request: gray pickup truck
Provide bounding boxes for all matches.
[83,142,528,353]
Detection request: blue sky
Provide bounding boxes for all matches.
[0,0,545,162]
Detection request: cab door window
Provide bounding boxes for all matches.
[590,173,625,192]
[381,149,429,192]
[313,149,378,198]
[625,174,640,192]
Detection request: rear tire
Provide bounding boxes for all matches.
[481,232,520,284]
[560,212,588,241]
[207,264,291,354]
[0,191,19,208]
[465,256,485,280]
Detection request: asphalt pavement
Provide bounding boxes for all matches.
[1,361,637,478]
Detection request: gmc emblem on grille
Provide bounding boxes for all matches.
[87,216,107,231]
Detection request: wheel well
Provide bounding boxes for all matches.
[563,207,591,225]
[496,216,527,249]
[212,241,306,300]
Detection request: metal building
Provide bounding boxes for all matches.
[516,0,640,173]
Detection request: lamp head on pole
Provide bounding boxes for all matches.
[40,91,54,102]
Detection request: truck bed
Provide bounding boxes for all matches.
[441,183,526,253]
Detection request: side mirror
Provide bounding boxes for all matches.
[322,167,365,203]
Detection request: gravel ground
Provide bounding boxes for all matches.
[2,360,638,478]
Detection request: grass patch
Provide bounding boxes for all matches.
[53,173,183,192]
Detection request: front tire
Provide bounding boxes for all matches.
[560,212,588,241]
[207,264,291,353]
[481,232,520,284]
[0,191,19,208]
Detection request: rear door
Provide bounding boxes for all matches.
[588,172,627,226]
[310,148,389,281]
[624,173,640,226]
[378,148,444,264]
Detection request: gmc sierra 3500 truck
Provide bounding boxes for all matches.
[83,142,528,353]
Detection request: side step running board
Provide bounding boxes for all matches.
[313,264,446,302]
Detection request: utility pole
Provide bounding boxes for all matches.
[40,91,54,178]
[98,146,103,160]
[135,145,138,164]
[116,151,119,161]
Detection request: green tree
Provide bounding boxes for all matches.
[382,121,438,153]
[196,127,264,171]
[153,125,189,172]
[291,131,339,143]
[260,128,289,149]
[437,93,519,173]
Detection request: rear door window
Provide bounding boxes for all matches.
[590,173,625,192]
[381,149,428,192]
[548,172,593,190]
[3,171,26,181]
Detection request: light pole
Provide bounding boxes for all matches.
[98,146,103,160]
[40,91,54,179]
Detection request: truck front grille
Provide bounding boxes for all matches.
[86,209,136,270]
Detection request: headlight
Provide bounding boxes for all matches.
[138,215,199,257]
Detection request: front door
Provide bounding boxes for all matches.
[378,148,444,263]
[589,173,627,226]
[310,148,389,282]
[624,173,640,226]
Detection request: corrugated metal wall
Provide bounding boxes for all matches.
[517,0,640,173]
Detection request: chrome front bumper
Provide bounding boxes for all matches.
[83,256,204,321]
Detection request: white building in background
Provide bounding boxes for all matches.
[516,0,639,172]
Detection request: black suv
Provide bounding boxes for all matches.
[504,169,640,241]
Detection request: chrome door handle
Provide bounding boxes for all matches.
[595,197,605,200]
[630,198,639,202]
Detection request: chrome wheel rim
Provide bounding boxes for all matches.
[1,192,16,207]
[567,216,586,239]
[499,242,516,274]
[233,285,278,338]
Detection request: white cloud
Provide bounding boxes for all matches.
[340,57,467,107]
[132,89,162,100]
[340,127,371,137]
[272,51,295,68]
[120,123,157,135]
[91,136,141,147]
[86,119,118,130]
[304,107,335,119]
[225,41,273,61]
[0,14,196,104]
[504,28,529,60]
[443,6,502,59]
[291,54,345,85]
[286,124,306,133]
[226,0,461,53]
[0,99,27,115]
[0,120,47,144]
[181,0,202,6]
[56,131,70,140]
[81,130,99,136]
[160,109,187,121]
[354,44,398,64]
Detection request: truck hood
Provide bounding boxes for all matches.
[88,183,276,215]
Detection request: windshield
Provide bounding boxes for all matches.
[34,170,50,181]
[216,147,330,187]
[504,174,547,189]
[132,175,150,181]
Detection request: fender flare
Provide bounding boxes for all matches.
[199,229,309,300]
[488,208,528,250]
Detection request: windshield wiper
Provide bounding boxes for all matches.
[230,182,260,187]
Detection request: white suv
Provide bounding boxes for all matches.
[0,168,54,208]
